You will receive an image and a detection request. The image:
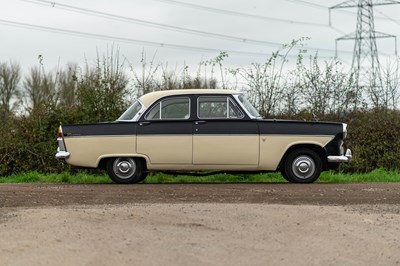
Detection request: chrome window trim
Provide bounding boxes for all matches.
[144,96,191,121]
[233,94,262,119]
[197,95,244,120]
[260,134,335,138]
[63,135,136,138]
[117,99,146,122]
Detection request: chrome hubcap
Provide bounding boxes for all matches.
[118,162,131,173]
[113,158,136,179]
[292,156,315,180]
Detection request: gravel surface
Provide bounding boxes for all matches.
[1,183,400,266]
[0,183,400,207]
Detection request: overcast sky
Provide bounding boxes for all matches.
[1,0,400,74]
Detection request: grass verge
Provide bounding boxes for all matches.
[0,168,399,183]
[0,172,111,184]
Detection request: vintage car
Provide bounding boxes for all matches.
[56,89,352,184]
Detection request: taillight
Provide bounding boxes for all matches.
[58,126,63,138]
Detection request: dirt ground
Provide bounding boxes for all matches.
[1,183,400,266]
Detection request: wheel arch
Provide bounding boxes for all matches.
[98,155,148,170]
[278,144,328,171]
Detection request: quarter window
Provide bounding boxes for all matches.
[117,100,144,121]
[145,97,190,120]
[198,96,244,119]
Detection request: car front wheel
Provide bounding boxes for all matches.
[282,148,322,183]
[106,157,146,184]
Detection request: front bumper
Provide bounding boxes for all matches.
[327,149,352,163]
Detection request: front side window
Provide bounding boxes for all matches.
[145,97,190,120]
[198,96,244,119]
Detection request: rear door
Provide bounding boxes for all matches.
[193,95,259,165]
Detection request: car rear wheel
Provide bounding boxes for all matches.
[106,157,146,184]
[282,148,322,183]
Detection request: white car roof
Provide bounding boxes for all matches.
[139,89,240,108]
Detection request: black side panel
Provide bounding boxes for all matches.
[325,136,342,156]
[258,120,343,136]
[137,121,193,135]
[259,120,344,158]
[194,120,259,135]
[63,122,137,136]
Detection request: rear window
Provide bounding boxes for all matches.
[145,97,190,120]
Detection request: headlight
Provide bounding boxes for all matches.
[343,123,348,139]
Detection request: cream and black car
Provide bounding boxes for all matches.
[56,89,352,184]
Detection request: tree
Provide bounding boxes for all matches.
[0,61,21,117]
[76,48,129,122]
[380,59,400,110]
[299,55,358,116]
[23,66,57,114]
[131,50,161,96]
[57,63,78,108]
[238,39,305,117]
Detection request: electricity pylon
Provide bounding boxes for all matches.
[331,0,399,89]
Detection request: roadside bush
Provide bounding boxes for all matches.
[272,109,400,173]
[76,49,129,123]
[0,105,74,176]
[341,109,400,172]
[2,45,400,177]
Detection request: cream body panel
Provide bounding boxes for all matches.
[65,136,136,168]
[146,164,259,171]
[258,135,334,170]
[193,135,259,165]
[137,135,192,164]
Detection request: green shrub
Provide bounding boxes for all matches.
[341,109,400,172]
[273,109,400,173]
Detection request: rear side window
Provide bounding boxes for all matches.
[198,96,244,119]
[145,97,190,120]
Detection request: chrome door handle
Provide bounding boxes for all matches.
[139,122,151,126]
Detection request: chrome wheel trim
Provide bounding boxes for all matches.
[291,155,315,180]
[113,158,136,179]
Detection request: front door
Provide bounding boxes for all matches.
[193,96,259,165]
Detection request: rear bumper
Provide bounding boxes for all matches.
[56,136,70,159]
[327,149,352,163]
[55,147,70,159]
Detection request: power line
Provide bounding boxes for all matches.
[153,0,344,34]
[282,0,328,9]
[21,0,352,55]
[374,7,400,26]
[20,0,281,48]
[332,0,400,89]
[0,18,294,57]
[287,0,400,23]
[373,8,400,56]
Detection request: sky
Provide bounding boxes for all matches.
[0,0,400,75]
